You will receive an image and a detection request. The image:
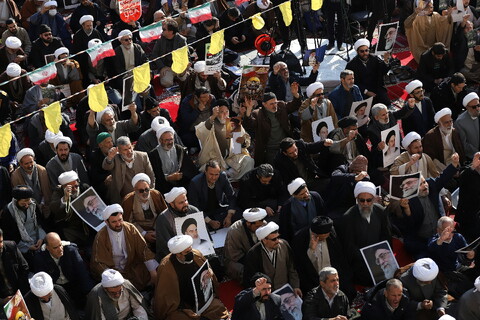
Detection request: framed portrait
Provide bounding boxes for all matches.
[375,22,399,55]
[349,97,373,127]
[175,212,215,256]
[381,124,400,167]
[238,65,269,101]
[389,172,421,200]
[302,45,327,66]
[360,240,399,285]
[70,186,107,232]
[191,260,214,314]
[122,75,136,112]
[62,0,81,9]
[44,54,55,65]
[273,284,303,320]
[3,290,31,320]
[311,116,334,142]
[205,43,224,75]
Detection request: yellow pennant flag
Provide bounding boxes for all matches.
[252,14,265,30]
[171,46,189,74]
[133,62,151,93]
[88,83,108,112]
[279,1,292,27]
[208,29,224,55]
[0,123,12,157]
[311,0,323,10]
[44,101,62,133]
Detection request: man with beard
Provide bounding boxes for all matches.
[454,92,480,160]
[329,116,370,166]
[374,245,397,280]
[328,70,363,119]
[89,132,113,200]
[36,130,62,167]
[232,273,283,320]
[181,218,213,256]
[180,61,226,101]
[401,80,436,136]
[50,47,84,107]
[337,181,392,286]
[276,286,303,320]
[91,204,158,291]
[136,115,179,153]
[155,187,200,260]
[417,43,454,92]
[1,19,31,56]
[400,177,420,198]
[102,136,154,204]
[46,136,89,188]
[0,62,32,113]
[0,36,26,74]
[122,173,167,245]
[29,24,63,69]
[29,1,72,48]
[390,131,439,178]
[431,73,468,120]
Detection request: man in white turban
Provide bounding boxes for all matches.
[458,276,480,319]
[402,79,436,138]
[1,19,31,56]
[180,60,226,99]
[454,92,480,160]
[29,0,72,46]
[0,36,26,72]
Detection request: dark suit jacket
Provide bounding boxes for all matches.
[422,126,465,165]
[24,285,79,320]
[402,97,435,137]
[0,241,29,299]
[302,287,350,320]
[360,288,415,320]
[106,43,148,90]
[188,171,237,213]
[345,54,389,96]
[417,48,454,90]
[430,79,469,120]
[400,267,448,310]
[232,289,284,320]
[452,16,480,71]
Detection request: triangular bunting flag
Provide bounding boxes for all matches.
[311,0,323,11]
[87,40,115,67]
[88,83,108,112]
[133,63,151,93]
[279,1,293,26]
[171,46,189,74]
[252,14,265,30]
[139,21,163,43]
[44,101,62,133]
[28,63,57,85]
[188,3,213,24]
[208,30,224,55]
[0,123,12,157]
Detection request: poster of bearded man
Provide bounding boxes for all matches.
[361,240,399,284]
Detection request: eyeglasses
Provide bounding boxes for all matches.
[266,236,280,242]
[315,93,325,97]
[358,198,373,203]
[469,104,480,109]
[122,38,132,42]
[358,49,369,53]
[137,188,150,194]
[412,89,424,95]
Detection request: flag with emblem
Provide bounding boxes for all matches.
[139,21,163,43]
[87,40,115,67]
[188,3,212,24]
[28,63,57,85]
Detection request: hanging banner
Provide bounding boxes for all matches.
[119,0,142,23]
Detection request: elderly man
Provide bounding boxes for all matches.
[0,62,32,112]
[136,115,179,152]
[29,24,63,69]
[402,80,436,136]
[85,269,150,320]
[103,136,155,203]
[243,222,301,296]
[25,272,79,320]
[224,208,267,282]
[29,1,71,47]
[390,131,439,178]
[50,47,84,107]
[0,36,26,73]
[328,70,363,119]
[458,276,480,319]
[374,243,397,280]
[1,19,31,56]
[329,116,370,165]
[122,173,167,245]
[457,152,480,241]
[454,92,480,160]
[180,61,226,100]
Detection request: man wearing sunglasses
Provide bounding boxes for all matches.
[454,92,480,160]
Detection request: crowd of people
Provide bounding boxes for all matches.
[0,0,480,318]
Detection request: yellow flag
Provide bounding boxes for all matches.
[209,29,224,55]
[252,14,265,30]
[279,1,292,27]
[171,46,189,74]
[311,0,323,10]
[88,83,108,112]
[0,123,12,157]
[133,62,151,93]
[44,101,62,133]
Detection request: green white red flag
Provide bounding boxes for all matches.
[139,22,163,43]
[28,63,57,85]
[188,3,212,24]
[87,40,115,67]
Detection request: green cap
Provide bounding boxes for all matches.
[96,132,111,144]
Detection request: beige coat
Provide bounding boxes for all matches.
[390,151,440,178]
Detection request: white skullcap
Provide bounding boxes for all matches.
[45,129,63,143]
[58,170,78,185]
[463,92,479,107]
[16,148,35,163]
[151,116,169,132]
[96,106,113,124]
[101,269,125,288]
[243,208,267,222]
[6,62,21,77]
[438,316,455,320]
[413,258,439,282]
[306,82,324,98]
[102,204,124,220]
[354,181,376,198]
[257,0,271,10]
[156,126,175,140]
[53,136,72,148]
[434,108,452,123]
[354,38,370,51]
[168,235,193,254]
[88,38,102,49]
[194,61,206,73]
[161,0,168,5]
[402,131,421,149]
[405,80,423,94]
[118,29,132,38]
[54,47,69,59]
[474,276,480,292]
[29,272,53,297]
[79,14,94,25]
[287,177,306,196]
[131,173,151,187]
[44,0,57,6]
[256,221,279,240]
[5,36,21,49]
[164,187,187,203]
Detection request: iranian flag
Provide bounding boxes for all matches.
[28,63,57,85]
[188,3,212,24]
[139,22,163,43]
[235,0,248,6]
[87,40,116,67]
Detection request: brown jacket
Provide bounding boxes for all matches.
[121,189,167,233]
[298,97,338,142]
[422,126,465,166]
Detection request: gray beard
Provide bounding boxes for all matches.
[358,204,373,219]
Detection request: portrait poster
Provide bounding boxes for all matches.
[273,284,303,320]
[175,212,215,256]
[360,240,399,285]
[70,186,107,232]
[311,116,334,142]
[191,260,214,314]
[381,124,400,167]
[238,65,269,101]
[375,22,399,55]
[389,172,421,200]
[205,43,224,75]
[44,54,55,65]
[349,97,373,127]
[303,45,327,66]
[3,290,31,320]
[63,0,80,9]
[122,75,136,112]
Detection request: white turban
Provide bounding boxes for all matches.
[405,80,423,94]
[101,269,125,288]
[53,136,72,149]
[243,208,267,222]
[256,221,279,240]
[412,258,439,282]
[45,129,63,144]
[151,116,169,132]
[463,92,479,107]
[354,181,376,198]
[354,38,370,51]
[44,0,57,6]
[194,61,206,73]
[16,148,35,163]
[257,0,271,10]
[118,29,132,38]
[438,316,455,320]
[54,47,69,59]
[79,14,94,25]
[164,187,187,203]
[402,131,421,149]
[88,38,102,49]
[168,235,193,254]
[161,0,168,5]
[29,272,53,297]
[434,108,452,123]
[102,204,124,220]
[5,36,21,49]
[96,106,113,124]
[156,126,175,140]
[287,177,306,196]
[58,170,78,185]
[131,173,151,187]
[306,82,324,98]
[474,276,480,292]
[6,62,21,77]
